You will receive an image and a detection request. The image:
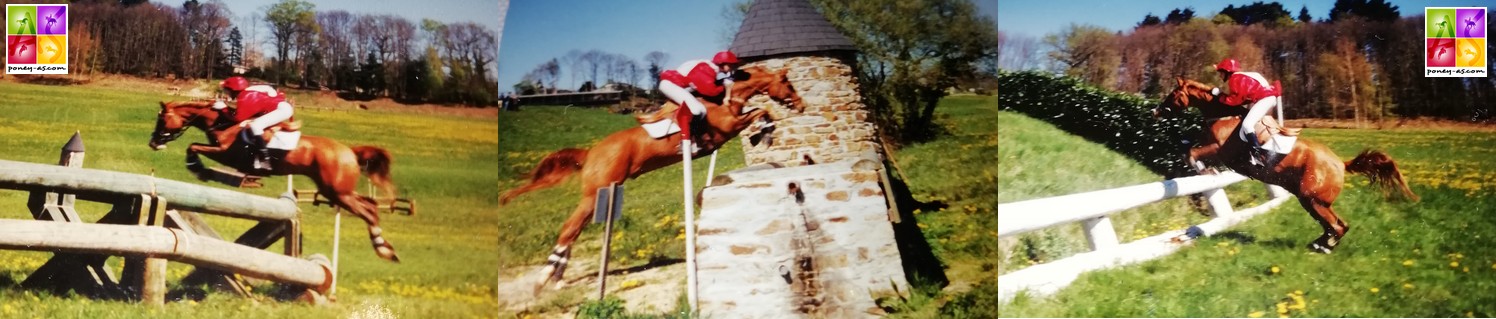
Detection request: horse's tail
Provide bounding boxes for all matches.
[352,145,397,199]
[1346,149,1419,202]
[501,148,588,205]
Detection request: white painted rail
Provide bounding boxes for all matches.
[997,171,1293,302]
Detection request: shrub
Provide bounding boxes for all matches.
[997,71,1203,177]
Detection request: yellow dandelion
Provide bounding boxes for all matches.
[1451,261,1460,268]
[1403,260,1414,266]
[1369,287,1379,293]
[1403,283,1414,289]
[1293,290,1304,296]
[619,279,643,290]
[1464,267,1470,273]
[1271,266,1281,274]
[1248,311,1265,318]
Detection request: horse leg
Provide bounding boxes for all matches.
[1298,197,1348,253]
[535,157,629,295]
[315,158,399,262]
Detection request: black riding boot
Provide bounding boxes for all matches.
[240,129,273,173]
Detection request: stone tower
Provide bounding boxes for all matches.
[695,0,908,318]
[728,0,881,166]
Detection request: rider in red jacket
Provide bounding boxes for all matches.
[658,51,739,145]
[1210,58,1282,166]
[213,76,296,172]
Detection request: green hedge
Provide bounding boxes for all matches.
[997,71,1202,177]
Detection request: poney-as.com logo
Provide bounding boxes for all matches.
[5,4,68,75]
[1425,7,1486,77]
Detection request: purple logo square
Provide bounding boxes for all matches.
[1456,9,1486,38]
[36,6,65,35]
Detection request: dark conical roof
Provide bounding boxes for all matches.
[63,131,85,152]
[729,0,856,60]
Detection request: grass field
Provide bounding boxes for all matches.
[997,111,1496,317]
[497,95,999,317]
[0,80,498,318]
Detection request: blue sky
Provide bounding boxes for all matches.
[999,0,1445,39]
[496,0,999,94]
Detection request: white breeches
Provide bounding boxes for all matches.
[1240,96,1279,142]
[249,102,294,136]
[658,81,706,116]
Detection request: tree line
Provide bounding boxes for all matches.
[1002,0,1496,122]
[6,0,499,106]
[512,49,670,98]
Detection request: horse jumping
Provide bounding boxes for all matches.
[148,101,402,262]
[1156,78,1418,253]
[501,66,804,294]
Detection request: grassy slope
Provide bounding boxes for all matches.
[498,95,1001,316]
[0,81,497,318]
[1000,128,1496,317]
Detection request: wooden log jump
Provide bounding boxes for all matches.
[0,159,299,221]
[293,189,416,216]
[0,133,324,304]
[0,219,332,292]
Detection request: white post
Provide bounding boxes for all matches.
[1081,216,1119,251]
[704,151,718,187]
[1204,188,1234,217]
[1265,183,1290,199]
[681,139,698,312]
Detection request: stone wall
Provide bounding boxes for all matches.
[696,159,907,318]
[740,54,882,167]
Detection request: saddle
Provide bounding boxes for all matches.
[635,102,681,125]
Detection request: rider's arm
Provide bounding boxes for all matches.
[687,63,724,97]
[1216,75,1253,107]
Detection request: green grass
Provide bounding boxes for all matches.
[0,81,497,318]
[999,126,1496,317]
[497,95,1000,317]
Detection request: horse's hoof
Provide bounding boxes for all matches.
[1307,242,1333,254]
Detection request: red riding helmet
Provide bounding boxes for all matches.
[712,51,739,65]
[220,76,249,92]
[1215,58,1240,73]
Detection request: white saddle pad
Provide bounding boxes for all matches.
[642,119,681,139]
[267,131,301,151]
[1264,134,1297,155]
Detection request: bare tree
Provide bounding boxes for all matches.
[317,10,354,89]
[560,49,582,89]
[580,49,603,90]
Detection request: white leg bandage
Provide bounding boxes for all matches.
[1240,96,1279,143]
[249,102,294,135]
[658,81,705,116]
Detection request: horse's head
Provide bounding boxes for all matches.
[732,66,804,113]
[148,100,220,150]
[1153,78,1217,119]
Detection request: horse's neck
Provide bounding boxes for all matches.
[1195,101,1246,118]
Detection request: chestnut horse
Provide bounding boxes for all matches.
[1156,78,1417,253]
[501,66,804,293]
[147,101,402,262]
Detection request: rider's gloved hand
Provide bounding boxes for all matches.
[213,99,227,110]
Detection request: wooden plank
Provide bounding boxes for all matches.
[0,219,332,291]
[0,159,299,221]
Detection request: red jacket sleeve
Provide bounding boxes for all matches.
[686,63,724,97]
[232,91,286,122]
[1218,74,1257,107]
